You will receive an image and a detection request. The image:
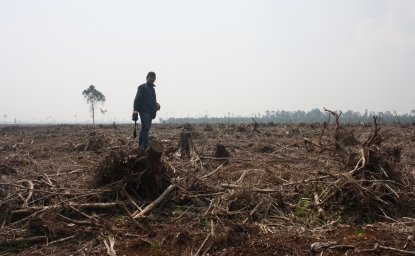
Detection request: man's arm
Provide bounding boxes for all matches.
[133,86,143,112]
[132,86,142,121]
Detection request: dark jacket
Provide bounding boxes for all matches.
[134,83,157,119]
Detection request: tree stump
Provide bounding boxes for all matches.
[94,142,171,201]
[143,140,165,199]
[214,144,230,164]
[214,144,230,158]
[178,130,193,157]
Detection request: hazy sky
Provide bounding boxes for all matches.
[1,0,414,123]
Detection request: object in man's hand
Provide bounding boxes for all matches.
[132,112,138,121]
[133,121,137,138]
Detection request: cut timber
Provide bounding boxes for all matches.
[178,130,193,157]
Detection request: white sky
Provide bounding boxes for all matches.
[1,0,414,123]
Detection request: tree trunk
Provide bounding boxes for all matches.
[92,102,95,125]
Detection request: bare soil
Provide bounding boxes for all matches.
[1,122,415,255]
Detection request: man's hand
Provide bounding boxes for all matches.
[156,103,161,111]
[132,111,138,121]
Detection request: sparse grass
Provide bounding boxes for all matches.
[172,206,184,217]
[111,214,126,224]
[354,228,365,237]
[151,242,160,256]
[295,198,311,217]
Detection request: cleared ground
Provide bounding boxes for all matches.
[1,121,415,255]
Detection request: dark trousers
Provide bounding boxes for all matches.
[139,112,152,148]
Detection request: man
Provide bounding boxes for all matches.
[132,72,160,150]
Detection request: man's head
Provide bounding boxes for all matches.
[146,71,156,84]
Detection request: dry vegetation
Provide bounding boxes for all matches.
[1,118,415,255]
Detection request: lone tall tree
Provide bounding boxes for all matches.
[82,85,106,125]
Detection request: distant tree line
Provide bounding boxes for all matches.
[163,108,415,124]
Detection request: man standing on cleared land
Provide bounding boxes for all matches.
[132,72,160,150]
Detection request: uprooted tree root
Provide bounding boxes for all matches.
[323,145,413,221]
[313,116,415,222]
[95,143,172,200]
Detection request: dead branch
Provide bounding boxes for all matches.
[0,236,46,246]
[12,202,120,215]
[324,108,343,152]
[57,214,93,226]
[251,117,259,132]
[133,184,177,218]
[202,163,225,179]
[194,232,211,256]
[348,148,366,175]
[221,184,279,193]
[200,156,249,162]
[313,193,325,219]
[349,116,379,175]
[103,234,116,256]
[48,235,77,246]
[362,115,380,148]
[318,121,327,146]
[19,179,34,208]
[360,243,415,255]
[236,169,252,184]
[118,202,147,231]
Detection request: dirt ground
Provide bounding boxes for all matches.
[1,121,415,255]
